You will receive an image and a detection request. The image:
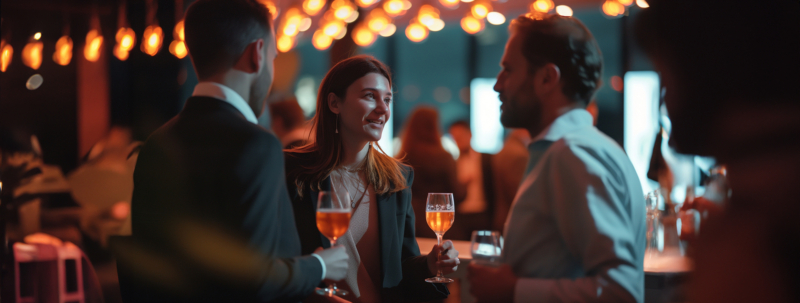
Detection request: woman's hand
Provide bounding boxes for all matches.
[426,240,460,276]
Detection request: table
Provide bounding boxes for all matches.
[416,237,475,303]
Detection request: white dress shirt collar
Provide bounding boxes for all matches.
[529,108,594,145]
[192,82,258,124]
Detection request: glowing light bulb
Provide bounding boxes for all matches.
[323,20,346,37]
[345,10,360,23]
[368,15,389,32]
[487,12,506,25]
[531,0,554,13]
[405,22,428,43]
[299,18,313,32]
[461,15,484,34]
[303,0,325,16]
[439,0,459,8]
[555,5,573,16]
[277,35,294,52]
[402,0,412,10]
[141,25,163,56]
[353,24,377,47]
[332,0,355,20]
[84,29,104,62]
[0,41,12,72]
[418,5,440,28]
[169,40,187,59]
[335,28,348,40]
[174,20,185,41]
[471,2,491,19]
[116,27,136,51]
[356,0,378,7]
[618,0,634,6]
[113,45,129,61]
[34,32,42,40]
[379,23,396,37]
[313,29,333,50]
[428,19,445,31]
[53,36,73,66]
[602,0,625,17]
[636,0,649,8]
[23,35,44,70]
[260,0,280,19]
[384,0,405,17]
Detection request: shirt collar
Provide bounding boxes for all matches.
[192,82,258,124]
[529,108,594,146]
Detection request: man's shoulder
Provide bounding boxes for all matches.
[545,126,634,176]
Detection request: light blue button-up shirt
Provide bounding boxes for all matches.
[503,109,645,302]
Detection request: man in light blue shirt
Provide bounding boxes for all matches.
[467,14,645,302]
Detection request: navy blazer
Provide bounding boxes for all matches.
[284,152,449,303]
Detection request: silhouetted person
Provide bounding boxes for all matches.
[449,121,492,240]
[489,129,530,232]
[127,1,348,302]
[269,97,309,149]
[635,1,800,301]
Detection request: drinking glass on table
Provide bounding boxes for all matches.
[470,230,503,266]
[316,190,352,297]
[425,193,455,283]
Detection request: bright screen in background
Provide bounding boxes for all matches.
[624,71,661,193]
[470,78,504,154]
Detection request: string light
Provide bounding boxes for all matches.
[23,34,44,70]
[344,10,360,23]
[428,19,445,31]
[277,35,294,52]
[302,0,325,16]
[602,0,625,17]
[636,0,649,8]
[356,0,378,7]
[531,0,554,13]
[618,0,634,6]
[332,0,356,20]
[0,40,12,72]
[260,0,280,19]
[299,18,313,32]
[114,27,136,61]
[405,21,428,43]
[384,0,406,17]
[53,36,73,66]
[379,23,396,37]
[353,24,377,47]
[555,5,573,16]
[84,29,104,62]
[439,0,459,9]
[366,8,391,32]
[34,32,42,40]
[417,5,441,29]
[322,19,346,38]
[471,2,491,19]
[461,14,484,34]
[281,8,305,37]
[486,12,506,25]
[313,29,333,50]
[141,25,163,56]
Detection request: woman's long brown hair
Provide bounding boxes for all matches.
[286,55,407,196]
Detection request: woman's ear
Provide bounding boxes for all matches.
[327,92,341,114]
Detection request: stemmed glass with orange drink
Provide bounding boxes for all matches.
[316,190,352,296]
[425,193,455,283]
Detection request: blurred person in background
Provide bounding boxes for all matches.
[489,129,530,232]
[448,121,493,240]
[269,96,310,149]
[128,0,348,302]
[468,14,645,302]
[396,106,465,240]
[635,0,800,301]
[285,56,458,302]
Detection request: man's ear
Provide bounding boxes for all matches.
[534,63,562,94]
[251,38,265,74]
[327,92,341,114]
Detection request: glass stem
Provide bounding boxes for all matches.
[436,233,443,278]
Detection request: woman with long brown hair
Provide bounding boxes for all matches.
[284,55,459,303]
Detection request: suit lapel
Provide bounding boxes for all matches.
[376,191,397,285]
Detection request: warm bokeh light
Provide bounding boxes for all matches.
[531,0,554,13]
[302,0,325,16]
[332,0,356,20]
[486,12,505,25]
[367,9,391,32]
[345,10,360,23]
[555,5,573,16]
[53,36,73,66]
[281,8,305,37]
[418,5,440,28]
[259,0,280,19]
[141,25,163,56]
[462,0,474,2]
[384,0,405,17]
[169,40,187,59]
[611,75,624,92]
[461,15,484,34]
[116,27,136,51]
[379,23,397,37]
[0,41,12,72]
[300,17,313,32]
[277,35,294,52]
[471,2,491,19]
[428,19,445,31]
[34,32,42,40]
[618,0,634,6]
[353,24,377,47]
[313,29,333,50]
[405,22,428,43]
[322,19,346,38]
[84,29,104,62]
[335,28,348,40]
[23,38,44,70]
[602,0,625,17]
[636,0,649,8]
[356,0,378,7]
[439,0,459,8]
[174,20,185,41]
[113,45,130,61]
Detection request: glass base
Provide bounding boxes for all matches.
[425,276,454,283]
[316,286,349,297]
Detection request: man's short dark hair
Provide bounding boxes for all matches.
[184,0,272,80]
[269,97,306,130]
[635,0,800,106]
[510,15,603,105]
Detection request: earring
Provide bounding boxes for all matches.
[335,114,339,134]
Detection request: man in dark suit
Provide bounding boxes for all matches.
[126,0,348,302]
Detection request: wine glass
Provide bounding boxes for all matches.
[316,190,352,297]
[470,230,502,266]
[425,193,455,283]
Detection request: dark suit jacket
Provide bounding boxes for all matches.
[284,152,449,303]
[128,97,322,302]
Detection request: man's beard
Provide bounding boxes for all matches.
[249,72,271,117]
[500,94,542,132]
